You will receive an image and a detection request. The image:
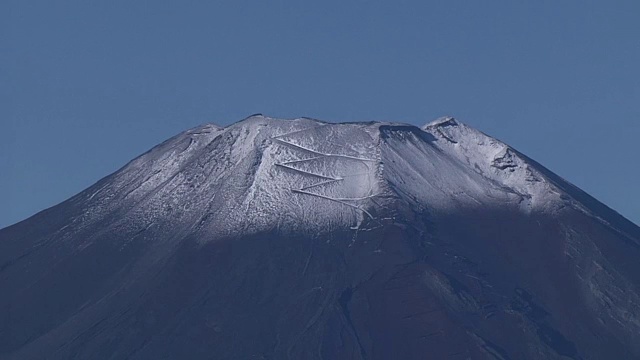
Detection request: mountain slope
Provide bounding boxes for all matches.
[1,115,639,359]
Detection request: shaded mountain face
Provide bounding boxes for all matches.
[1,115,639,359]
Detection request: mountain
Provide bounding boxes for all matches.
[1,115,639,359]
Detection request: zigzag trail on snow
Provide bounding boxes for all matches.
[49,114,620,242]
[2,115,640,359]
[5,114,636,276]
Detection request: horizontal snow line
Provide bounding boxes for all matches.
[331,193,381,201]
[299,178,343,191]
[291,189,374,219]
[274,163,341,181]
[280,155,376,165]
[272,138,376,162]
[297,173,374,191]
[280,157,325,165]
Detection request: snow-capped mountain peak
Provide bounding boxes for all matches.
[59,115,579,241]
[2,115,640,359]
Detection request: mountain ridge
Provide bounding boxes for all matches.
[24,115,577,234]
[1,115,639,359]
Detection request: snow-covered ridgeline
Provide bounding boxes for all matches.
[69,115,579,237]
[422,117,568,212]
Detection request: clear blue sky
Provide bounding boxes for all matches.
[1,0,639,228]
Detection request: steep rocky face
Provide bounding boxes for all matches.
[1,115,639,359]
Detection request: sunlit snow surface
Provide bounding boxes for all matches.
[3,115,640,359]
[68,115,580,240]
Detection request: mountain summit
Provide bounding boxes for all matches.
[2,115,639,359]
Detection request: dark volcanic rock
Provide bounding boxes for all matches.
[1,116,639,359]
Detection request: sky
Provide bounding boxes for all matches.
[1,0,639,228]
